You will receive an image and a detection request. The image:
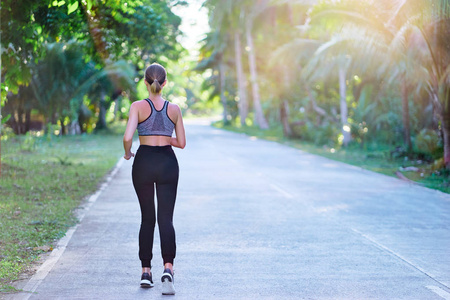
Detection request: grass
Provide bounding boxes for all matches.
[0,124,126,293]
[213,121,450,194]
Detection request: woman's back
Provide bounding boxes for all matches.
[136,98,176,146]
[132,97,179,146]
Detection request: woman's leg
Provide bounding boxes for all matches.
[156,179,178,267]
[132,165,156,269]
[155,149,179,267]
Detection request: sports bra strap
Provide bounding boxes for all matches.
[145,98,154,108]
[145,98,167,112]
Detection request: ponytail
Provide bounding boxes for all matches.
[145,63,166,94]
[150,79,162,94]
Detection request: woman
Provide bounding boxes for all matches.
[123,63,186,295]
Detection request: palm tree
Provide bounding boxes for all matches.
[30,42,135,134]
[243,0,270,129]
[310,0,449,163]
[202,0,249,126]
[234,16,249,126]
[198,1,236,124]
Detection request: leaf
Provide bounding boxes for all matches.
[33,245,53,252]
[1,114,11,124]
[87,0,92,11]
[68,1,79,15]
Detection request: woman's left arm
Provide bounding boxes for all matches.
[170,105,186,149]
[123,102,139,160]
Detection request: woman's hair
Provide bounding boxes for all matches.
[145,63,167,94]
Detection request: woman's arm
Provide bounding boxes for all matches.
[170,105,186,149]
[123,102,139,159]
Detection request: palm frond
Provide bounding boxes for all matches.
[270,38,322,67]
[311,9,394,38]
[270,0,317,6]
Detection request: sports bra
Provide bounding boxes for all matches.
[137,98,175,137]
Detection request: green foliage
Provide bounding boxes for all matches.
[2,0,184,134]
[19,132,38,152]
[291,120,339,147]
[415,129,442,158]
[204,0,447,161]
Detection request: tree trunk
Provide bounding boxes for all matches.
[60,118,66,136]
[443,114,450,169]
[219,61,228,124]
[96,91,108,130]
[339,67,351,146]
[245,19,269,130]
[9,113,18,135]
[280,67,292,137]
[280,100,292,137]
[114,97,120,122]
[25,109,31,133]
[401,77,412,152]
[234,30,248,126]
[17,106,24,135]
[51,111,57,125]
[0,101,2,177]
[286,3,293,25]
[442,85,450,169]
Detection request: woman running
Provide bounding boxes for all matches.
[123,63,186,295]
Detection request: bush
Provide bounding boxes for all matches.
[415,129,441,158]
[291,120,338,147]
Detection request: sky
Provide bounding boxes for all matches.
[171,0,210,56]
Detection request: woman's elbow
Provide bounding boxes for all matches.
[123,135,132,143]
[179,140,186,149]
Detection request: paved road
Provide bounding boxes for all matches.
[9,120,450,299]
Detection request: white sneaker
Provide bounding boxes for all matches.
[161,268,175,295]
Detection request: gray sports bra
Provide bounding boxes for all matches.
[137,98,175,137]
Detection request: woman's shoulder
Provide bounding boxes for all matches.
[133,99,150,104]
[130,99,149,108]
[167,101,181,113]
[166,101,182,123]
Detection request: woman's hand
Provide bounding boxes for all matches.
[124,152,135,160]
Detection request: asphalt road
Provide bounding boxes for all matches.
[9,119,450,299]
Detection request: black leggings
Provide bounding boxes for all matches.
[132,145,179,268]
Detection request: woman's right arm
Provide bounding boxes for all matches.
[170,105,186,149]
[123,102,139,159]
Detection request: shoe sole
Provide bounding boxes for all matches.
[140,279,154,288]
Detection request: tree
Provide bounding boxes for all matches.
[200,0,247,125]
[309,0,449,161]
[1,0,184,133]
[234,26,249,126]
[28,42,135,134]
[243,0,269,129]
[195,3,232,124]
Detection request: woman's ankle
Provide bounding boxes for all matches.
[142,267,151,274]
[164,263,173,273]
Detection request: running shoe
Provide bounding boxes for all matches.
[161,268,175,295]
[140,272,154,288]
